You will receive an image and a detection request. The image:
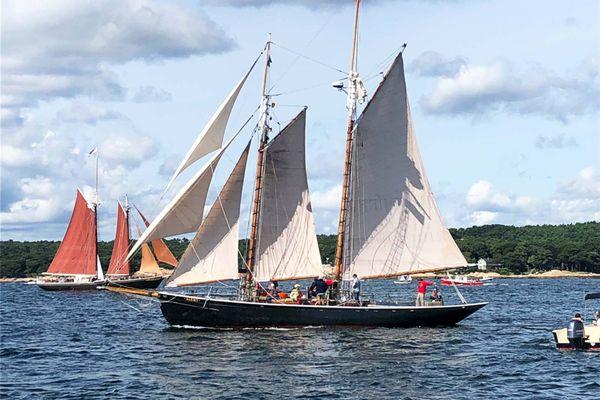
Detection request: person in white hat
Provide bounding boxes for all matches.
[290,284,303,304]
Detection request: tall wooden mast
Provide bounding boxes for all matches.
[245,37,272,295]
[333,0,361,283]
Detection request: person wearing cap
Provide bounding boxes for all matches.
[290,284,303,304]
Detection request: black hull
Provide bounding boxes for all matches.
[106,276,164,289]
[37,281,105,291]
[159,292,487,328]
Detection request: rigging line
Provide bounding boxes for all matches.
[270,81,338,97]
[271,41,347,75]
[129,106,261,258]
[269,13,337,90]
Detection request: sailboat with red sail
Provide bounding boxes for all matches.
[36,189,106,291]
[105,200,178,289]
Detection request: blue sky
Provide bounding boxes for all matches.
[1,0,598,241]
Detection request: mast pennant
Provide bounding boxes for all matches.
[165,56,260,192]
[343,53,467,279]
[165,141,252,287]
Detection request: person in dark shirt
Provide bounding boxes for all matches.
[309,276,328,297]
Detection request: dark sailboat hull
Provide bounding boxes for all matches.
[106,276,164,289]
[37,281,105,291]
[158,292,487,328]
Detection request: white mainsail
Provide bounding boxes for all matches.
[343,53,467,280]
[126,132,240,260]
[165,59,258,192]
[165,142,251,287]
[254,108,323,282]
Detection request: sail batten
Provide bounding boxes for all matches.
[165,58,259,192]
[253,109,323,282]
[46,190,97,276]
[107,202,130,276]
[343,53,467,280]
[165,141,251,287]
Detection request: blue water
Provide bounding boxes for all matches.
[1,279,598,399]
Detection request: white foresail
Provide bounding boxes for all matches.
[343,53,467,280]
[165,142,251,287]
[254,108,323,282]
[126,133,240,260]
[165,59,258,192]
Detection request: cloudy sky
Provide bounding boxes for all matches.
[1,0,599,241]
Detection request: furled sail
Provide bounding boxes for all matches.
[165,142,251,287]
[126,133,239,260]
[107,202,130,276]
[46,190,97,276]
[134,206,178,267]
[165,59,258,192]
[253,109,323,282]
[343,53,467,280]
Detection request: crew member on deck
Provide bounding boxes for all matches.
[352,274,361,302]
[267,280,279,303]
[290,284,303,304]
[416,278,434,306]
[309,276,328,303]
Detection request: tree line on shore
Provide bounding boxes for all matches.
[1,222,598,278]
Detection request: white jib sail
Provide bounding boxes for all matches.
[96,255,105,281]
[165,60,257,192]
[165,142,251,287]
[126,132,241,261]
[254,108,323,282]
[343,53,467,280]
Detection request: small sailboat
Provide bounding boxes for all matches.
[36,189,106,291]
[105,199,177,289]
[394,275,413,284]
[37,149,105,291]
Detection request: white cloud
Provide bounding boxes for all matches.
[408,51,466,77]
[100,134,158,168]
[463,167,600,226]
[132,86,172,103]
[55,103,127,125]
[1,0,234,124]
[420,57,599,122]
[535,133,577,149]
[209,0,387,8]
[311,184,341,211]
[468,211,498,225]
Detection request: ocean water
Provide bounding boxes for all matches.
[1,279,598,399]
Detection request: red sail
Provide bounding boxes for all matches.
[47,190,97,275]
[134,205,179,267]
[107,202,130,276]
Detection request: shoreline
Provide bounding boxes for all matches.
[2,269,600,283]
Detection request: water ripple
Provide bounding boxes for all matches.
[1,279,599,399]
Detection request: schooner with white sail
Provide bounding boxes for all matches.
[127,0,486,327]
